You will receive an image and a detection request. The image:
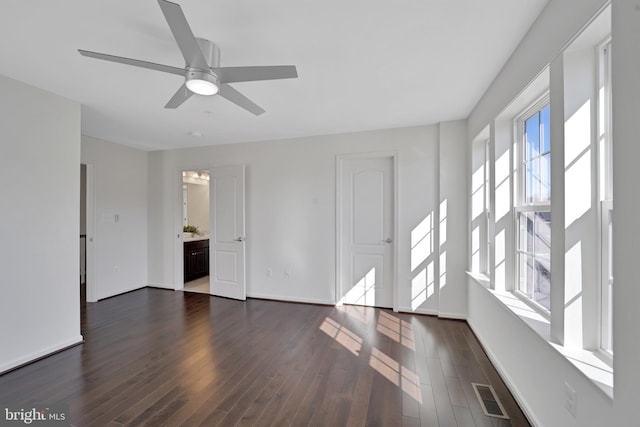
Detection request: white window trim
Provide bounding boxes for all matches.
[483,138,491,275]
[596,38,613,357]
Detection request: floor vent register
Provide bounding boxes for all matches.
[471,383,510,419]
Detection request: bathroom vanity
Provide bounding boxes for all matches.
[184,237,209,283]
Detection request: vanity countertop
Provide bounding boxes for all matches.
[183,234,210,243]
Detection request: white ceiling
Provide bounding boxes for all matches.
[0,0,548,150]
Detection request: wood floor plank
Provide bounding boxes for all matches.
[445,376,469,408]
[418,383,440,427]
[0,289,530,427]
[344,367,374,427]
[402,415,421,427]
[233,368,291,426]
[453,404,477,427]
[425,356,458,427]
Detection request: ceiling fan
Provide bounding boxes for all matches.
[78,0,298,115]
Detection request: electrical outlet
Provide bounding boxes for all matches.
[284,269,291,279]
[266,268,273,278]
[564,382,577,418]
[114,266,120,273]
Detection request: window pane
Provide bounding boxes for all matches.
[540,153,551,202]
[532,158,541,202]
[518,253,534,297]
[534,211,551,261]
[525,162,533,204]
[525,113,540,161]
[534,257,551,310]
[518,211,551,310]
[541,105,550,154]
[519,212,534,253]
[526,158,540,203]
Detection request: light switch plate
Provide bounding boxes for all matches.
[564,382,577,417]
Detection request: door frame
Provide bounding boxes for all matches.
[173,165,214,291]
[335,151,399,311]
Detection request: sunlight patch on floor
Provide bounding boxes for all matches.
[319,317,363,356]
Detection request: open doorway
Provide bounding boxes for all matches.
[175,165,247,300]
[80,163,96,303]
[182,170,211,293]
[80,164,87,302]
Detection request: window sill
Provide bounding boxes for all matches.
[466,271,613,399]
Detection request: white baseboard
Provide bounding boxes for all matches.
[0,335,84,375]
[397,306,439,316]
[466,320,540,427]
[247,292,334,306]
[96,284,148,301]
[396,307,467,320]
[437,311,467,320]
[147,283,174,290]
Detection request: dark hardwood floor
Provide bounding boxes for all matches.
[0,288,530,426]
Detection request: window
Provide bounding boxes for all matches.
[466,7,615,393]
[516,102,551,311]
[598,40,613,354]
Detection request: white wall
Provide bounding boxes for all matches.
[438,121,469,317]
[467,279,612,427]
[148,151,175,288]
[81,135,148,300]
[147,124,469,312]
[610,0,640,423]
[562,46,599,349]
[467,0,640,425]
[0,74,82,373]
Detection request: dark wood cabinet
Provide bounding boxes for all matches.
[184,239,209,283]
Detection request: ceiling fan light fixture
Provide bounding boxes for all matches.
[185,70,219,96]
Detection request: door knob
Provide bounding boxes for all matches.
[384,238,392,243]
[235,237,245,242]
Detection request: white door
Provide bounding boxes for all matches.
[210,165,246,300]
[339,156,394,308]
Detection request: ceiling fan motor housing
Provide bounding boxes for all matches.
[184,39,221,95]
[196,38,220,68]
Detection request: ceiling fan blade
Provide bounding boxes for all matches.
[78,49,185,76]
[218,84,265,116]
[157,0,210,71]
[165,84,193,109]
[213,66,298,84]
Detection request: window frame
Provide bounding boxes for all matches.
[513,95,552,316]
[597,38,613,357]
